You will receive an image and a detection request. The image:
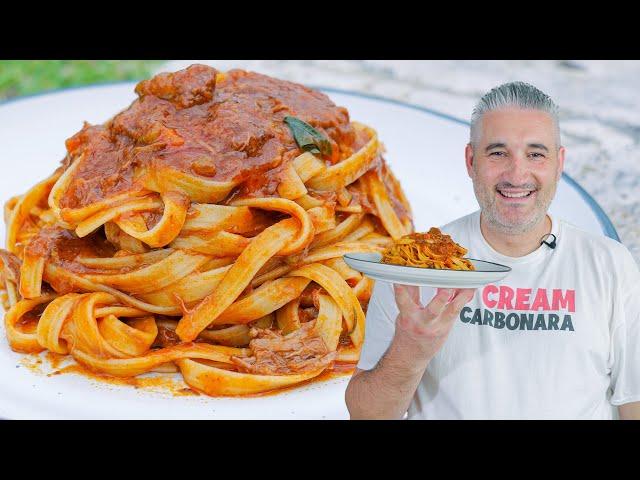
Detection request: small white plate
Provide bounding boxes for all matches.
[343,252,511,288]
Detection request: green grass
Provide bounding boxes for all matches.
[0,60,165,101]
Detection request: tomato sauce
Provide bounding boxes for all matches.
[59,65,357,209]
[37,353,354,399]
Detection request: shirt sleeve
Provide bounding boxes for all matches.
[609,247,640,405]
[356,280,398,371]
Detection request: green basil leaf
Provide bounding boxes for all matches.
[284,116,333,157]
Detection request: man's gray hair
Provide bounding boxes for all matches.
[470,81,561,148]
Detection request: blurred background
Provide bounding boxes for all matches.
[0,61,162,100]
[1,60,638,263]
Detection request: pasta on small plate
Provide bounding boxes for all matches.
[343,228,511,288]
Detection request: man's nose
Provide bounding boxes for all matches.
[505,154,530,184]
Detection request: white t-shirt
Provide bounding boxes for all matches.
[357,210,640,419]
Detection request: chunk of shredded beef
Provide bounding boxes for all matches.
[0,249,21,284]
[231,321,336,375]
[153,323,182,348]
[134,64,218,108]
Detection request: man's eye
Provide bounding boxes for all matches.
[529,152,545,159]
[490,151,506,157]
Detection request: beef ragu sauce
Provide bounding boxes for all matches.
[25,227,115,262]
[58,64,358,209]
[23,227,125,292]
[137,210,164,230]
[375,159,412,225]
[36,351,354,398]
[46,361,202,396]
[15,308,43,333]
[238,362,356,398]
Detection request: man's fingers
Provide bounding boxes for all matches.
[423,288,454,319]
[397,286,476,329]
[450,288,473,301]
[394,283,420,311]
[406,285,421,305]
[457,288,477,303]
[439,288,476,323]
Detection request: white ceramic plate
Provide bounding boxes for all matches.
[0,82,618,419]
[343,252,511,288]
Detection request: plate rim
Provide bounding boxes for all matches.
[0,80,620,242]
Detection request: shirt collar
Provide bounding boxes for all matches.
[471,210,561,265]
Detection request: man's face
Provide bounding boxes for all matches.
[465,108,565,234]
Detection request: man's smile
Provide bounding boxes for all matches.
[495,186,538,202]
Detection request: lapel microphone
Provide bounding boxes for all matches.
[540,233,557,250]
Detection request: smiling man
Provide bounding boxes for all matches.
[345,82,640,420]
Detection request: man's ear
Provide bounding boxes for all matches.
[465,143,474,178]
[557,146,566,181]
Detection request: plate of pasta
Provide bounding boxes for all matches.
[343,227,511,288]
[0,65,412,419]
[0,64,618,419]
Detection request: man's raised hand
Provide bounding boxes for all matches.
[393,284,476,360]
